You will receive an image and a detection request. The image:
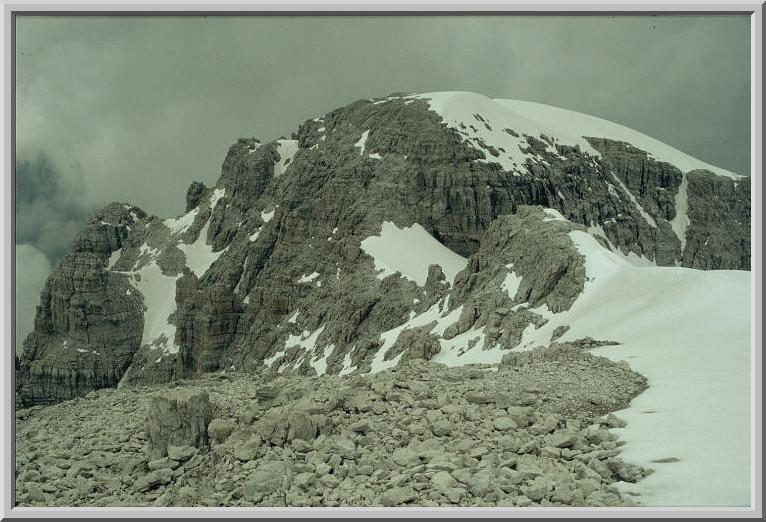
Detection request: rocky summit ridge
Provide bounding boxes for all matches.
[16,91,751,408]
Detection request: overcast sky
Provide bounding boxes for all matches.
[14,14,750,352]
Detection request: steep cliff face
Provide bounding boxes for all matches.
[17,204,146,405]
[16,91,751,406]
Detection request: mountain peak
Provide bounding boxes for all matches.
[17,91,750,407]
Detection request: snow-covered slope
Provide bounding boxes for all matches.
[496,97,742,179]
[514,227,751,506]
[360,221,468,285]
[417,91,742,179]
[415,92,600,173]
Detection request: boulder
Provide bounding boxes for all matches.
[243,461,293,503]
[207,418,236,444]
[256,406,327,446]
[135,468,173,492]
[167,444,197,462]
[379,486,417,507]
[234,437,262,462]
[492,416,518,432]
[145,388,212,459]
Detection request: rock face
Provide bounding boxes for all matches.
[16,91,751,406]
[17,203,146,406]
[683,170,750,270]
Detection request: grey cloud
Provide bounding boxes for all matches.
[16,152,92,263]
[15,15,750,221]
[15,244,52,354]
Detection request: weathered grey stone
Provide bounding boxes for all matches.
[465,392,493,404]
[430,420,453,437]
[207,418,236,444]
[147,457,180,471]
[516,463,544,481]
[15,353,652,508]
[606,459,651,483]
[522,477,553,502]
[451,468,473,485]
[392,448,420,468]
[493,416,519,432]
[177,485,197,501]
[431,470,458,490]
[550,430,579,448]
[234,437,262,462]
[167,444,197,462]
[135,468,173,492]
[379,486,417,507]
[605,414,627,428]
[467,469,494,497]
[145,389,212,459]
[243,461,293,503]
[350,420,372,433]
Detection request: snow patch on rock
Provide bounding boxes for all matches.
[502,266,523,299]
[127,262,181,354]
[261,209,275,223]
[354,130,370,155]
[106,249,122,270]
[164,208,199,236]
[177,220,226,278]
[209,187,226,210]
[610,172,657,228]
[275,140,299,177]
[360,221,467,286]
[542,208,568,222]
[298,272,320,284]
[670,173,690,252]
[417,91,599,173]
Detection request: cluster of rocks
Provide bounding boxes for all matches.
[16,343,654,507]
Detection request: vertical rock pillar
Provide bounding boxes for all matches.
[145,388,212,459]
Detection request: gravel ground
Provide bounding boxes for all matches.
[15,343,651,508]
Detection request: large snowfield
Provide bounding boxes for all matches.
[515,230,751,507]
[417,91,743,179]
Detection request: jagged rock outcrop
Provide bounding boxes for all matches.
[16,91,751,406]
[17,203,147,405]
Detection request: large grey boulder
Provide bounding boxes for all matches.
[379,486,417,507]
[243,460,293,503]
[256,406,327,446]
[145,388,212,459]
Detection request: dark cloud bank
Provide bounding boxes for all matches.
[16,153,91,262]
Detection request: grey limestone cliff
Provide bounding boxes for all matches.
[16,92,751,407]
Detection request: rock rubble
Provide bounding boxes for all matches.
[16,343,651,507]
